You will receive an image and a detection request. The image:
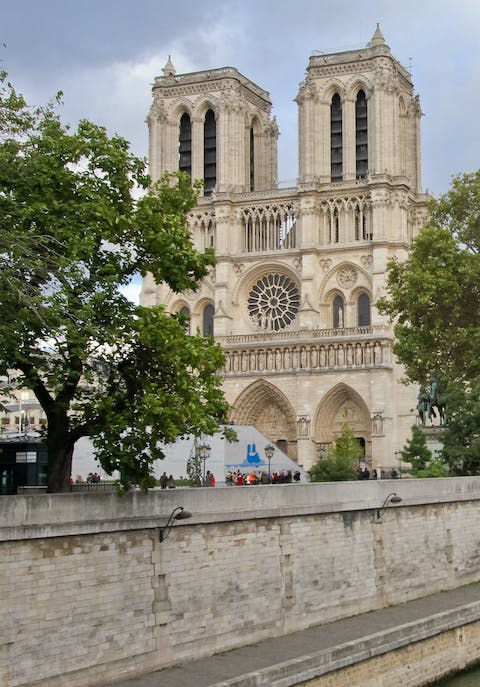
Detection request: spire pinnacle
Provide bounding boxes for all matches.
[369,23,385,47]
[162,55,176,77]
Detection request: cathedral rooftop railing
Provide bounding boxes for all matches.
[216,324,390,345]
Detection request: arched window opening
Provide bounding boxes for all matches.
[203,303,215,337]
[249,127,255,192]
[204,109,216,195]
[179,113,192,177]
[334,207,340,243]
[357,293,371,327]
[331,93,343,182]
[333,295,345,329]
[355,206,361,241]
[179,305,191,335]
[356,90,368,179]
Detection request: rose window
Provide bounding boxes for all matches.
[248,273,300,331]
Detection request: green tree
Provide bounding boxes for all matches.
[0,73,230,492]
[439,383,480,475]
[378,171,480,387]
[378,170,480,475]
[310,425,362,482]
[401,425,432,472]
[400,425,448,477]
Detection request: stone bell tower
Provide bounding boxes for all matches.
[146,58,279,194]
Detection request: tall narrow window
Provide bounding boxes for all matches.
[204,109,216,195]
[179,113,192,176]
[249,127,255,191]
[355,205,361,241]
[330,94,343,182]
[333,295,345,329]
[357,293,371,327]
[334,207,340,243]
[203,304,214,337]
[355,90,368,179]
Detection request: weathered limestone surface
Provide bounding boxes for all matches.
[2,478,480,686]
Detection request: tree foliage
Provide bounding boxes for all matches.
[378,171,480,388]
[400,425,448,477]
[0,72,230,492]
[378,170,480,475]
[310,425,362,482]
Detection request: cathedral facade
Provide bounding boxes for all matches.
[141,26,429,473]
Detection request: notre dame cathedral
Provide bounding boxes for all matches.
[141,25,429,474]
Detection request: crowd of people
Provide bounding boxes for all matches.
[225,469,302,486]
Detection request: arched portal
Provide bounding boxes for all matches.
[313,383,371,463]
[229,380,298,460]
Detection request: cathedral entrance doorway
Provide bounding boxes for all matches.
[314,383,371,465]
[229,380,298,461]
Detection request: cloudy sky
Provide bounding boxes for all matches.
[3,0,480,198]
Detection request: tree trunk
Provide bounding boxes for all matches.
[46,412,75,493]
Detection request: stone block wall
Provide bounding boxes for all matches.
[2,478,480,687]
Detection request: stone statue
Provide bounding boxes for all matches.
[428,376,446,426]
[417,377,446,427]
[417,389,430,427]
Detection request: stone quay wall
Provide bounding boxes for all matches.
[3,478,480,687]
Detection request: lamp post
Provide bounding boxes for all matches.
[158,506,192,542]
[197,442,211,485]
[375,493,402,520]
[264,443,275,479]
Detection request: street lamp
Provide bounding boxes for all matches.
[375,492,402,520]
[158,506,192,542]
[197,442,211,485]
[264,443,275,479]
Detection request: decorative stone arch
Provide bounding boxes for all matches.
[318,261,370,300]
[194,98,220,122]
[345,77,373,101]
[319,261,370,329]
[169,100,195,123]
[230,379,298,460]
[321,80,347,103]
[313,383,371,462]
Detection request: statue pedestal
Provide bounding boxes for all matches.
[420,426,446,458]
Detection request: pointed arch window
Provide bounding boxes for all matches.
[333,207,340,243]
[203,303,215,337]
[249,127,255,192]
[333,295,345,329]
[179,113,192,176]
[357,293,371,327]
[204,109,216,195]
[354,205,368,241]
[355,90,368,179]
[330,93,343,182]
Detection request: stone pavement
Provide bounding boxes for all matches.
[104,582,480,687]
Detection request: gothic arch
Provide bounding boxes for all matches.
[345,77,373,100]
[313,383,371,454]
[318,261,371,303]
[194,99,220,121]
[321,80,346,102]
[230,379,298,459]
[169,100,194,122]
